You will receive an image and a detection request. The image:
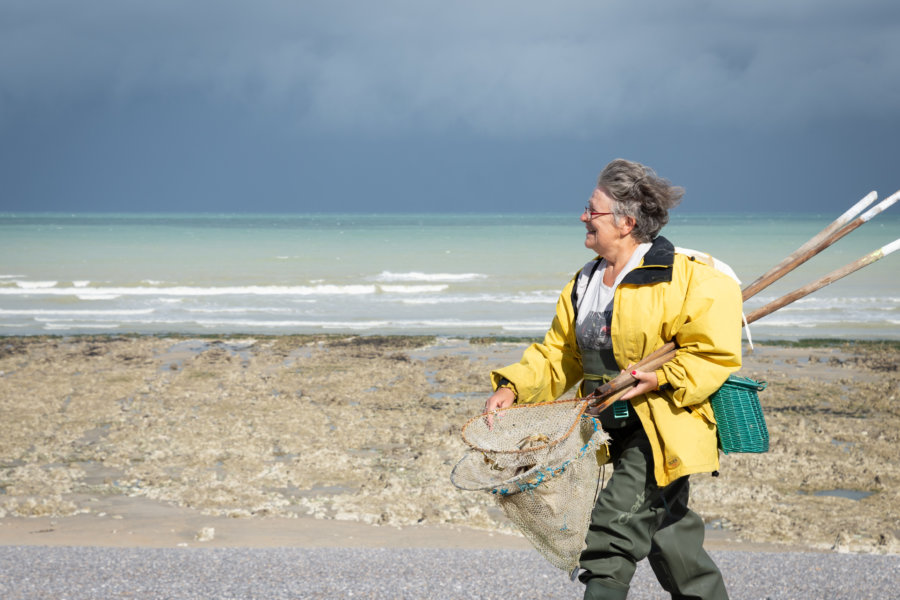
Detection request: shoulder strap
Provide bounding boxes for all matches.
[571,259,603,323]
[673,246,741,284]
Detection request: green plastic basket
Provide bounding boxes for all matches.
[709,375,769,454]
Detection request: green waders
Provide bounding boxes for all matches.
[578,349,729,600]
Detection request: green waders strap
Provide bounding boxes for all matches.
[583,372,632,421]
[582,373,610,381]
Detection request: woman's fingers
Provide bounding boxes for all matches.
[619,368,658,401]
[482,387,515,430]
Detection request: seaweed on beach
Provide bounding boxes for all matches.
[1,335,898,554]
[468,336,542,345]
[755,338,900,351]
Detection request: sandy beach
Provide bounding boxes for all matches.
[1,334,898,556]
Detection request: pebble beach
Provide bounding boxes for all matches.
[1,334,898,598]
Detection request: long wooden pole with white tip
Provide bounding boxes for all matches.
[743,191,900,301]
[741,190,899,301]
[740,191,878,300]
[744,237,900,324]
[585,230,900,415]
[616,191,898,376]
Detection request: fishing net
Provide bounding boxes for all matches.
[459,398,591,469]
[451,400,610,573]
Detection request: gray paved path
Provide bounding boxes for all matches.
[1,546,898,599]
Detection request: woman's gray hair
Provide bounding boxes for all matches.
[597,158,684,243]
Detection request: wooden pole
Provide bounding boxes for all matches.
[744,238,900,324]
[740,191,878,300]
[589,191,899,402]
[585,347,676,414]
[743,190,899,301]
[587,235,900,410]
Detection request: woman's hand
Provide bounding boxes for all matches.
[619,366,659,401]
[482,386,516,429]
[483,386,515,413]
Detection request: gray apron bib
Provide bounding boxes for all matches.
[580,346,640,430]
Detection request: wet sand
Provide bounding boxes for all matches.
[0,335,897,554]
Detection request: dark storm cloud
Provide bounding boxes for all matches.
[2,0,898,137]
[1,0,899,213]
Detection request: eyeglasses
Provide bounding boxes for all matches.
[583,206,613,220]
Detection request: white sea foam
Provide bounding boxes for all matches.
[798,295,899,303]
[69,317,548,332]
[2,212,897,339]
[754,320,840,328]
[789,296,899,308]
[0,309,154,316]
[191,319,393,329]
[501,324,549,332]
[0,284,378,297]
[401,292,557,305]
[184,307,297,314]
[746,301,898,318]
[42,322,120,330]
[76,294,122,300]
[748,294,898,304]
[744,296,900,316]
[751,315,894,327]
[378,285,448,294]
[401,298,464,305]
[374,271,487,282]
[185,318,549,330]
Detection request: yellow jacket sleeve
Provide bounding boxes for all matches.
[490,276,584,404]
[656,261,743,408]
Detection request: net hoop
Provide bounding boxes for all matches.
[451,414,610,573]
[460,398,588,456]
[451,415,605,494]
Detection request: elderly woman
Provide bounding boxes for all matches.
[483,159,742,600]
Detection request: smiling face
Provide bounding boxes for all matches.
[581,186,639,261]
[581,187,619,255]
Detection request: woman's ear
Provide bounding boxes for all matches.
[618,215,636,236]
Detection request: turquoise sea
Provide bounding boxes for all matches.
[1,212,898,340]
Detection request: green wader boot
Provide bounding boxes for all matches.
[579,348,728,600]
[578,427,729,600]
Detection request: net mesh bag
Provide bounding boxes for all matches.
[451,400,610,573]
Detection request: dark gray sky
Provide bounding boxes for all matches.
[1,1,898,213]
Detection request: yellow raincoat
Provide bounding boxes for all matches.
[491,236,742,487]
